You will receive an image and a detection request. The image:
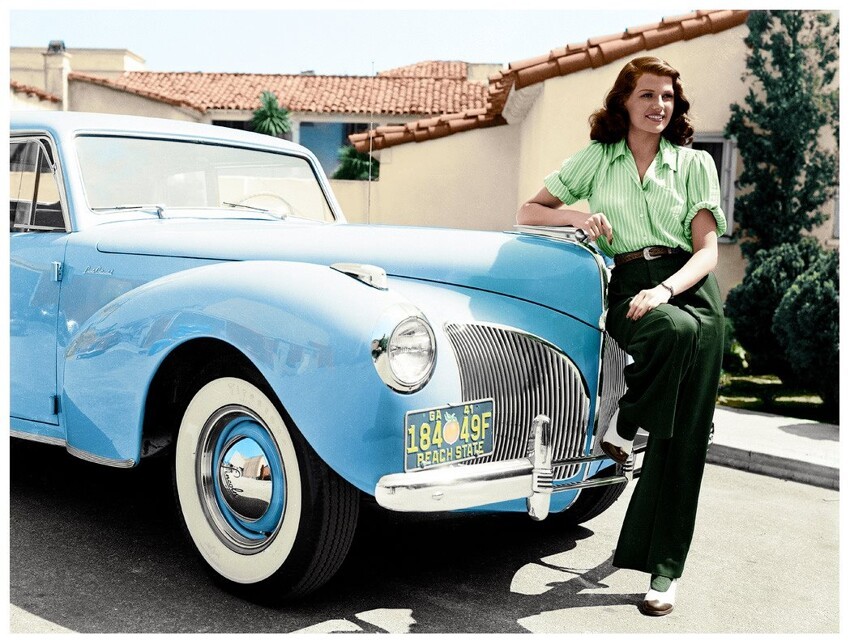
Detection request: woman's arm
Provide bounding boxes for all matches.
[517,187,613,243]
[625,208,719,321]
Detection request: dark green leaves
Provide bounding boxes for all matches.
[252,91,292,137]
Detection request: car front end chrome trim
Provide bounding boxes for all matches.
[444,322,590,481]
[375,414,644,518]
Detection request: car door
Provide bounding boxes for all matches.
[10,136,70,427]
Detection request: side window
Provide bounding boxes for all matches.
[9,139,66,232]
[691,136,736,239]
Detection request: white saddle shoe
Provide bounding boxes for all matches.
[600,409,634,465]
[641,580,677,616]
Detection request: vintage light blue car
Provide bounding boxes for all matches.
[10,111,638,600]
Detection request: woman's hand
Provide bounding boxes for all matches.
[626,285,672,321]
[580,212,614,244]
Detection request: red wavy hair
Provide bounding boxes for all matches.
[589,56,694,146]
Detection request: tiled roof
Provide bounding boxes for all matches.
[67,71,489,116]
[10,80,61,103]
[351,9,749,152]
[378,61,469,79]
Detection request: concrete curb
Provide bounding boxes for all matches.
[707,443,839,490]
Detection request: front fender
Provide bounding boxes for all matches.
[62,260,443,487]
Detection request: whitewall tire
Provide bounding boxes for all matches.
[173,375,358,598]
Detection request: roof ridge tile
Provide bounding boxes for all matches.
[661,11,701,24]
[10,79,61,102]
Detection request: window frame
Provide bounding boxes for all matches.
[9,135,69,233]
[691,134,737,241]
[832,188,839,240]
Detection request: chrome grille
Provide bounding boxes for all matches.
[595,333,629,449]
[445,323,590,480]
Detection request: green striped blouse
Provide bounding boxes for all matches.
[543,137,727,257]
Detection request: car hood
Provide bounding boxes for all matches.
[94,219,605,328]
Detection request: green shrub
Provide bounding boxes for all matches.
[332,146,379,181]
[772,249,839,409]
[725,237,823,378]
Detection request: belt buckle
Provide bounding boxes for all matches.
[642,247,659,261]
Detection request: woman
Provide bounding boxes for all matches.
[517,56,726,617]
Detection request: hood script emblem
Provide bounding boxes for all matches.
[84,266,114,276]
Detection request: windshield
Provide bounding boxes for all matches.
[75,135,336,222]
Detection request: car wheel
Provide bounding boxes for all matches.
[173,375,358,600]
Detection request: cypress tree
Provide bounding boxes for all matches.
[725,11,839,257]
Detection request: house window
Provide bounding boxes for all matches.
[299,122,370,176]
[212,119,252,131]
[692,135,736,239]
[212,119,293,142]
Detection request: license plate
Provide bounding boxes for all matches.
[404,399,495,471]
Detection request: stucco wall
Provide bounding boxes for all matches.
[366,124,521,231]
[10,91,60,111]
[330,179,375,224]
[68,82,202,121]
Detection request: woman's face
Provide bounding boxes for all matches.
[624,73,675,137]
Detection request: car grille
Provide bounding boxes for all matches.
[595,334,629,448]
[444,323,591,480]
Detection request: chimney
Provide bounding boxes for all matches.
[43,40,71,110]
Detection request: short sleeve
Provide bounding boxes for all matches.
[683,149,727,240]
[543,141,605,205]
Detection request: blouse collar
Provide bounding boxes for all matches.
[610,137,679,172]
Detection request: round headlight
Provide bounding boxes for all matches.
[372,312,436,393]
[388,317,436,386]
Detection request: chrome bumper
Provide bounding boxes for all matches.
[375,415,640,520]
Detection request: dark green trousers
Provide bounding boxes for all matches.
[604,254,724,580]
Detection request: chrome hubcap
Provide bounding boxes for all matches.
[198,405,286,554]
[218,436,273,521]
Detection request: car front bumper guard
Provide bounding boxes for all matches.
[375,415,644,520]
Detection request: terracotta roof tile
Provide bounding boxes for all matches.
[681,17,710,40]
[68,70,489,116]
[10,80,61,103]
[662,12,705,25]
[597,34,647,61]
[705,10,745,31]
[378,61,469,79]
[626,21,670,36]
[555,52,590,76]
[642,25,686,50]
[587,31,627,47]
[353,9,749,152]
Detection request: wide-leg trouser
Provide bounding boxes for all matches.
[604,254,724,580]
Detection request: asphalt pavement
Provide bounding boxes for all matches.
[10,404,840,633]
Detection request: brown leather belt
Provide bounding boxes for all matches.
[614,246,686,266]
